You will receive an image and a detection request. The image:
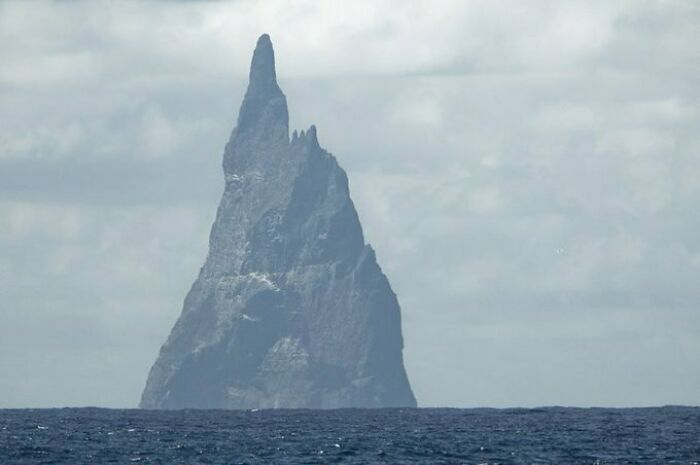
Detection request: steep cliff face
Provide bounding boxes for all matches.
[140,34,416,409]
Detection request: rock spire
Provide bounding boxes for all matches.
[140,34,416,409]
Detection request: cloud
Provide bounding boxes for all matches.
[0,201,213,407]
[0,0,698,408]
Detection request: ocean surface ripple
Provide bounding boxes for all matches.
[1,407,698,464]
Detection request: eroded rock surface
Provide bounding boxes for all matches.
[140,34,416,409]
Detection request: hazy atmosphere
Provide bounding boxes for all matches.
[1,0,699,408]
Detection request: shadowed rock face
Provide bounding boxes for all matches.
[140,34,416,409]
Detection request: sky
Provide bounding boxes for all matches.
[1,0,699,408]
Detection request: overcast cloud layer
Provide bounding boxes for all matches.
[1,0,699,408]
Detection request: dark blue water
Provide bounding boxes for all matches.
[1,407,698,464]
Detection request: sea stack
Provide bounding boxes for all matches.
[140,34,416,409]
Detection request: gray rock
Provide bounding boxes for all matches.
[140,34,416,409]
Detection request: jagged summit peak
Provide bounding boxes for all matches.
[306,125,318,146]
[291,125,319,147]
[249,33,277,90]
[230,34,288,148]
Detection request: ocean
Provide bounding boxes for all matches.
[1,407,698,464]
